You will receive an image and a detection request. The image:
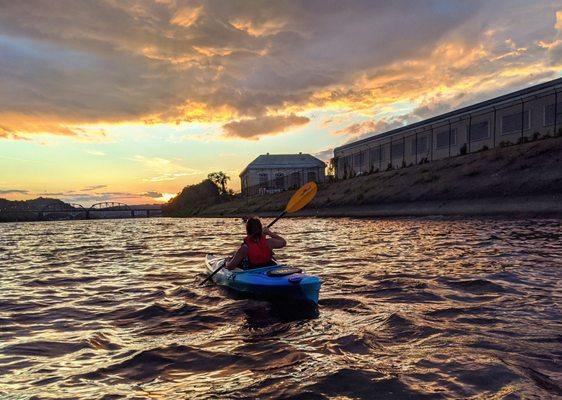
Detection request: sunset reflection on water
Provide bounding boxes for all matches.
[0,217,560,398]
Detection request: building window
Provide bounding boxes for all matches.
[435,128,457,149]
[544,103,562,126]
[274,173,285,189]
[353,152,364,168]
[469,121,489,142]
[411,135,429,155]
[290,172,300,188]
[259,173,268,188]
[501,110,530,135]
[307,171,317,182]
[391,141,404,159]
[369,147,382,165]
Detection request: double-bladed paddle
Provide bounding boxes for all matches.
[200,181,318,285]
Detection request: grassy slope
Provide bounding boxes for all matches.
[200,136,562,216]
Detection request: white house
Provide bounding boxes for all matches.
[240,153,326,195]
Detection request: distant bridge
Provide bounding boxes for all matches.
[0,201,162,221]
[90,202,131,210]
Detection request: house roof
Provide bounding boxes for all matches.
[334,77,562,154]
[240,153,326,177]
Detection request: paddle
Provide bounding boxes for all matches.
[200,181,318,285]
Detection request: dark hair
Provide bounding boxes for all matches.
[246,217,262,241]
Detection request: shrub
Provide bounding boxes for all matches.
[532,132,541,141]
[459,144,467,155]
[386,163,393,171]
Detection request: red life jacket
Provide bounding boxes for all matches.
[244,234,272,267]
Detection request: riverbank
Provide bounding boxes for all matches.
[195,136,562,218]
[203,195,562,219]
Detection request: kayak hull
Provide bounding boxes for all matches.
[205,254,321,304]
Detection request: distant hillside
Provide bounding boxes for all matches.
[163,179,222,216]
[0,197,74,222]
[0,197,69,211]
[199,135,562,217]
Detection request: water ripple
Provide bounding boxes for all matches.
[0,217,561,398]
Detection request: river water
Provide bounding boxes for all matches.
[0,217,561,399]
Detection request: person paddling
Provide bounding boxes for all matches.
[225,217,286,270]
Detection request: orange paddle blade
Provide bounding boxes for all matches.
[285,181,317,213]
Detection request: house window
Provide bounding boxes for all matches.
[544,103,562,126]
[469,121,489,142]
[258,173,268,188]
[290,172,300,187]
[307,171,317,182]
[411,135,429,155]
[274,173,285,189]
[501,110,530,135]
[435,128,457,148]
[391,141,404,159]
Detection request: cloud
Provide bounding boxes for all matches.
[0,1,560,141]
[58,191,149,205]
[132,155,201,181]
[85,150,106,156]
[313,148,333,162]
[81,185,107,191]
[3,187,166,206]
[333,118,408,142]
[37,192,67,196]
[144,172,194,182]
[222,114,310,139]
[142,191,163,198]
[170,5,203,27]
[0,189,29,195]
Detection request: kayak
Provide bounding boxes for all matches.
[205,254,321,304]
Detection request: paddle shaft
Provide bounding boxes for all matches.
[267,210,286,228]
[200,210,286,285]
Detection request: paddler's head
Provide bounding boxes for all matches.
[245,217,262,241]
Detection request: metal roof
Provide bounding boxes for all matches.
[334,77,562,153]
[240,153,326,177]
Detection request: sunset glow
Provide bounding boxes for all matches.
[1,1,561,205]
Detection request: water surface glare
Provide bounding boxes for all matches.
[0,217,561,399]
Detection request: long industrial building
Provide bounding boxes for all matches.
[333,78,562,178]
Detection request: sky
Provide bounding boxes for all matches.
[1,0,561,205]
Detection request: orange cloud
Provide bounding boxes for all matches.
[222,114,310,140]
[333,118,408,143]
[170,6,203,27]
[0,2,560,141]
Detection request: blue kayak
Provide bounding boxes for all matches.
[205,254,321,304]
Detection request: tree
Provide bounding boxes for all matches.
[207,171,230,195]
[327,157,336,177]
